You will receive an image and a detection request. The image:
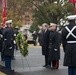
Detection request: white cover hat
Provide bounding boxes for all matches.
[50,23,57,26]
[67,15,76,20]
[6,20,12,24]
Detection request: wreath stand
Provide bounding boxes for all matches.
[12,50,31,72]
[14,32,30,72]
[21,55,31,71]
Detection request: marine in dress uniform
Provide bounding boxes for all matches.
[0,24,4,61]
[41,23,50,67]
[2,20,14,70]
[14,26,19,50]
[48,23,60,69]
[7,21,15,59]
[62,15,76,75]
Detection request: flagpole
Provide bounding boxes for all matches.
[69,0,76,13]
[2,0,7,27]
[74,0,76,13]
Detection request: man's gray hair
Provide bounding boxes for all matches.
[42,23,48,27]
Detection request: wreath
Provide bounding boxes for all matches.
[16,33,28,57]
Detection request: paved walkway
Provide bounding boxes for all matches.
[0,45,68,75]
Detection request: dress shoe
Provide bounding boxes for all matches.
[46,65,51,68]
[12,70,15,72]
[12,57,15,60]
[43,65,47,67]
[1,59,4,61]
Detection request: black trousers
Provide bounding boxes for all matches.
[48,60,59,68]
[51,60,56,67]
[45,55,49,65]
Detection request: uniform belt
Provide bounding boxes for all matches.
[67,41,76,43]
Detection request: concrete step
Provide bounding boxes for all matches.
[0,65,22,75]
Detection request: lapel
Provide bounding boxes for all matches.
[43,30,48,36]
[45,29,48,34]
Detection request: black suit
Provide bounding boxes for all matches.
[42,29,50,66]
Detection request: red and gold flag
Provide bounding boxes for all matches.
[2,0,7,27]
[69,0,76,4]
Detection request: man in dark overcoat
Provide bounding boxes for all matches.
[62,15,76,75]
[2,20,14,70]
[41,23,50,67]
[48,23,60,69]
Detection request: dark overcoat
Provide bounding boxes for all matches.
[62,24,76,66]
[49,30,60,60]
[42,29,50,55]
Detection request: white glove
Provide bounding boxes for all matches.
[14,40,16,44]
[54,49,58,51]
[14,34,16,36]
[9,47,12,49]
[0,34,3,38]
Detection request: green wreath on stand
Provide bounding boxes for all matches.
[16,33,28,57]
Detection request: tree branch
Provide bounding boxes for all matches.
[30,1,50,23]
